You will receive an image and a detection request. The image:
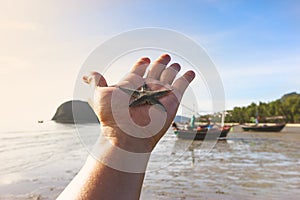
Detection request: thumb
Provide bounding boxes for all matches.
[83,72,108,109]
[83,72,108,88]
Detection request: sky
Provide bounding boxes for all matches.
[0,0,299,125]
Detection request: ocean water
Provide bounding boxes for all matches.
[0,122,299,200]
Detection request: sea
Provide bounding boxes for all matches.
[0,122,299,200]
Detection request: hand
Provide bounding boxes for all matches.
[58,54,195,200]
[83,54,195,152]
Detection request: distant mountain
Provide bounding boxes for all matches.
[174,115,190,123]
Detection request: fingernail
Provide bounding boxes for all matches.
[186,71,196,82]
[159,54,171,64]
[171,63,181,72]
[141,57,150,63]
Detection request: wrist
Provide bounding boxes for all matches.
[100,125,156,153]
[90,134,151,173]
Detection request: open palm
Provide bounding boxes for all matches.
[83,54,195,152]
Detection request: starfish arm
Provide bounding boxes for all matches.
[129,96,148,107]
[141,83,148,91]
[129,96,167,111]
[152,90,172,98]
[118,86,140,98]
[146,98,167,112]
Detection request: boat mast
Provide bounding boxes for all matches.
[221,111,225,127]
[255,103,259,124]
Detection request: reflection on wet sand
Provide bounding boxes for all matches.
[142,126,300,200]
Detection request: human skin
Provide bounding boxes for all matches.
[57,54,195,200]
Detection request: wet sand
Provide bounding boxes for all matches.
[140,126,300,200]
[0,123,299,199]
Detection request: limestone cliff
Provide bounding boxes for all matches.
[52,100,99,124]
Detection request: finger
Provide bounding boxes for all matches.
[130,57,150,77]
[160,63,181,85]
[119,73,144,89]
[172,70,195,100]
[82,72,108,87]
[147,54,171,80]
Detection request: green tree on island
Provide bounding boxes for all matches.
[225,92,300,124]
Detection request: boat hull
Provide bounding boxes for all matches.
[241,124,285,132]
[175,127,231,140]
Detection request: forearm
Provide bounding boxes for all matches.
[57,135,150,200]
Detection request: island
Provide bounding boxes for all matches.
[52,100,99,124]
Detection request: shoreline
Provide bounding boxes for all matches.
[224,123,300,127]
[285,123,300,127]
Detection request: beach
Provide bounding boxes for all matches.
[0,122,299,199]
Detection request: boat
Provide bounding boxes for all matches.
[241,123,285,132]
[174,125,231,140]
[173,109,230,140]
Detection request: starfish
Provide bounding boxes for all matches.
[118,83,172,111]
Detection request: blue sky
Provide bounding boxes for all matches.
[0,0,299,123]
